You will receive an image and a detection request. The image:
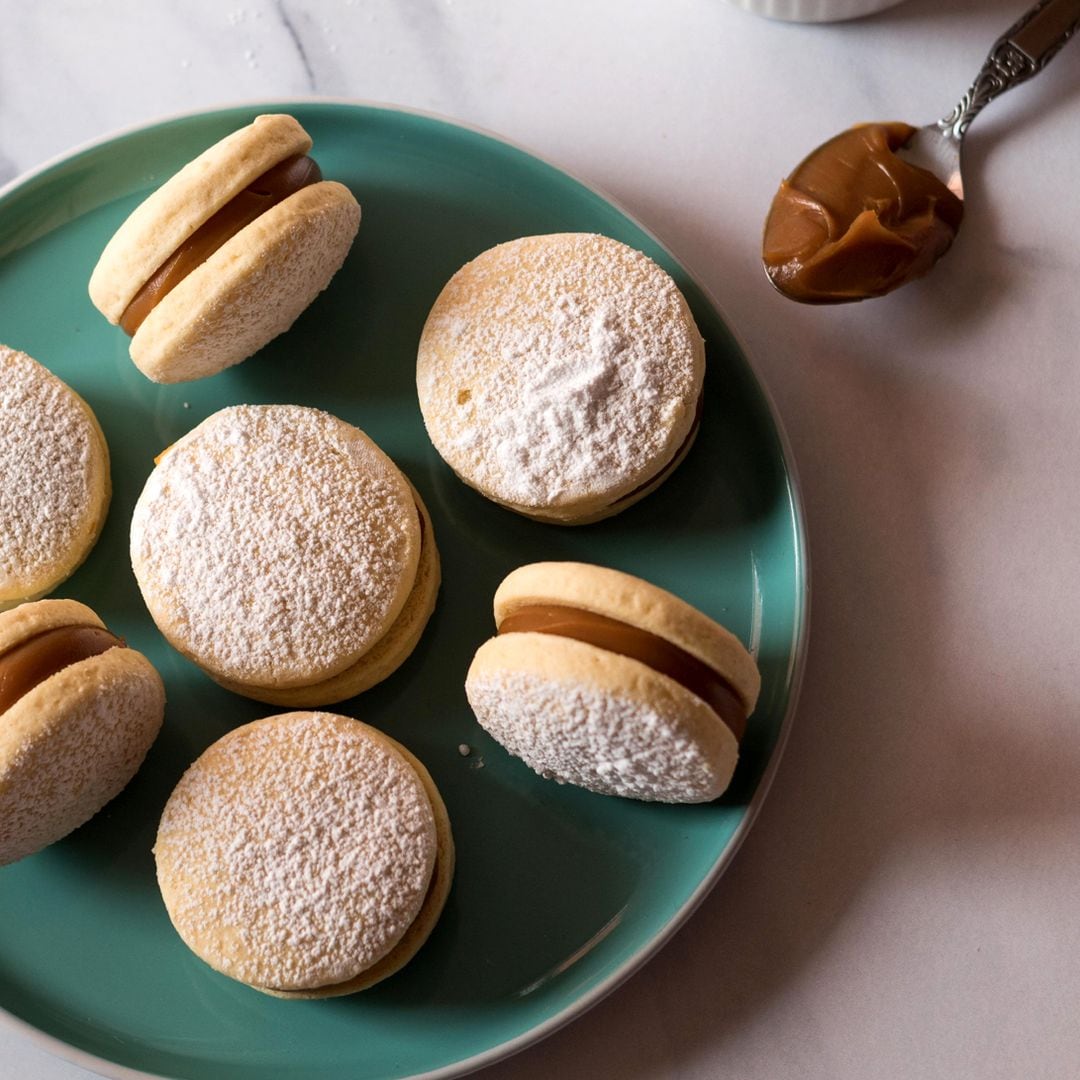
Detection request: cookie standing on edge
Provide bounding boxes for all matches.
[0,345,111,610]
[465,562,760,803]
[155,712,454,997]
[417,233,705,525]
[0,599,166,866]
[130,405,439,706]
[88,113,361,383]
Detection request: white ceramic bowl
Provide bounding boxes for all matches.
[729,0,905,22]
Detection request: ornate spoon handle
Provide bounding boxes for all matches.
[939,0,1080,138]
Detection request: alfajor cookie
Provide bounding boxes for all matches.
[416,233,705,525]
[89,113,361,383]
[155,711,454,997]
[465,562,760,803]
[0,599,165,865]
[130,405,439,706]
[0,345,111,610]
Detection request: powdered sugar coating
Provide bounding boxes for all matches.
[417,234,704,511]
[130,405,419,687]
[466,665,732,803]
[154,712,437,991]
[0,346,108,603]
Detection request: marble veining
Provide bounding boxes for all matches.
[273,0,319,89]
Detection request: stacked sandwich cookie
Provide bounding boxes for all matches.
[130,405,439,706]
[0,346,111,610]
[0,600,165,866]
[417,233,704,524]
[466,563,759,803]
[89,113,360,383]
[154,712,454,996]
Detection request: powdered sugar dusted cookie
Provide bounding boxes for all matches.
[0,599,165,866]
[0,345,111,610]
[155,712,454,996]
[89,113,360,383]
[465,562,759,803]
[130,405,439,705]
[416,234,705,524]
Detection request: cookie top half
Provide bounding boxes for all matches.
[495,561,760,713]
[0,346,111,609]
[130,405,421,689]
[416,234,704,518]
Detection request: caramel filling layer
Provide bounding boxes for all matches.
[498,605,746,741]
[0,625,125,715]
[763,122,964,304]
[120,154,322,335]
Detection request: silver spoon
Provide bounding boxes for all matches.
[900,0,1080,200]
[763,0,1080,303]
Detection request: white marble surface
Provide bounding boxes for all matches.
[3,0,1080,1077]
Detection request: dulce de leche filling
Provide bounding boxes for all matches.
[762,122,964,304]
[498,605,747,742]
[0,625,125,715]
[119,154,322,335]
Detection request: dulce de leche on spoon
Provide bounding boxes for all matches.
[763,0,1080,304]
[762,122,963,304]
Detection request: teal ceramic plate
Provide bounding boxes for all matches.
[0,102,807,1079]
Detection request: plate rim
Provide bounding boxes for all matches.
[0,95,811,1080]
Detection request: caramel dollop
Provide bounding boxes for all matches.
[0,625,125,715]
[763,122,964,304]
[119,154,322,335]
[498,604,747,741]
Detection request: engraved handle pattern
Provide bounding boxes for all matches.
[939,0,1080,138]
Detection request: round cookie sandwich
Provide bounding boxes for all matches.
[416,233,705,525]
[0,599,165,866]
[130,404,439,706]
[0,345,111,610]
[155,711,454,997]
[89,113,361,383]
[465,562,760,803]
